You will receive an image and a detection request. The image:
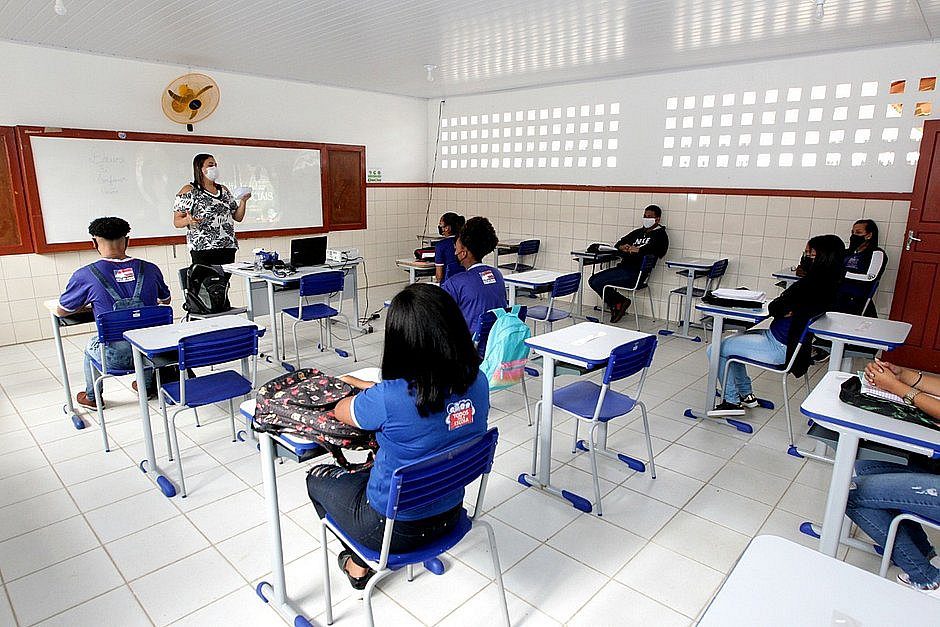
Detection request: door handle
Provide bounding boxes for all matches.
[905,230,922,251]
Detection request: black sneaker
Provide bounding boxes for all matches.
[708,401,746,417]
[740,394,760,408]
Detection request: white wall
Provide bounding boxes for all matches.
[428,41,940,192]
[0,40,427,182]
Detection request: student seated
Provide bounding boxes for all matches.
[441,216,507,335]
[708,234,844,416]
[57,217,171,409]
[587,204,668,323]
[434,212,466,283]
[306,283,489,589]
[836,219,887,316]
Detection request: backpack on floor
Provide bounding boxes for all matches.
[184,264,232,315]
[480,306,531,391]
[253,368,379,472]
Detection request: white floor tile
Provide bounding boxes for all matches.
[654,443,726,481]
[731,442,804,479]
[676,426,744,459]
[503,545,608,623]
[131,548,244,626]
[35,586,151,627]
[378,556,490,625]
[6,548,124,625]
[547,514,645,575]
[0,490,79,542]
[186,489,268,543]
[106,516,210,581]
[777,481,829,521]
[0,446,49,481]
[488,489,582,542]
[0,465,62,508]
[437,584,560,627]
[0,515,100,581]
[447,516,540,576]
[620,466,705,508]
[67,466,153,512]
[568,580,691,627]
[216,517,317,581]
[85,490,179,543]
[170,466,248,511]
[709,461,792,506]
[652,511,750,573]
[593,485,678,538]
[0,589,15,627]
[685,487,772,536]
[615,543,724,619]
[53,448,137,486]
[170,586,284,627]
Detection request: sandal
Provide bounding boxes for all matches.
[337,550,375,590]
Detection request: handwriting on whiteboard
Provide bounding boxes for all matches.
[90,151,128,194]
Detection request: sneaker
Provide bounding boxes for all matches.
[897,572,940,594]
[740,393,760,408]
[76,391,99,410]
[707,401,746,417]
[131,381,158,400]
[338,550,375,590]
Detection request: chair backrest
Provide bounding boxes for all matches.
[178,267,188,292]
[708,259,729,280]
[476,305,527,357]
[177,325,260,371]
[634,254,657,288]
[550,272,581,299]
[385,428,499,520]
[603,335,658,385]
[517,239,540,256]
[300,270,345,298]
[95,305,174,344]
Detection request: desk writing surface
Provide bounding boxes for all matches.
[395,259,435,269]
[124,315,258,354]
[503,270,564,285]
[801,371,940,456]
[525,322,650,365]
[666,257,716,268]
[699,535,937,626]
[695,301,769,322]
[810,312,911,347]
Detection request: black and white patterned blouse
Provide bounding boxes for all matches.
[173,185,239,251]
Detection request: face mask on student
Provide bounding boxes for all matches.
[799,254,814,272]
[642,217,656,229]
[204,166,219,182]
[438,225,445,236]
[849,234,866,250]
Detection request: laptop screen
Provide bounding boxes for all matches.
[290,236,327,267]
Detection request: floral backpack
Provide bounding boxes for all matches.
[253,368,379,472]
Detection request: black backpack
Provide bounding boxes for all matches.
[184,264,232,315]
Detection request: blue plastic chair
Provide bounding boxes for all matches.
[280,271,357,367]
[476,306,533,426]
[498,238,540,273]
[601,255,658,330]
[526,272,581,333]
[159,325,260,497]
[542,336,658,516]
[880,511,940,578]
[720,314,823,460]
[89,306,174,452]
[319,428,509,627]
[666,258,728,332]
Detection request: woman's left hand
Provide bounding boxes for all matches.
[865,360,905,395]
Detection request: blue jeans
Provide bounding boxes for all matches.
[588,266,639,307]
[84,338,153,401]
[847,460,940,587]
[707,330,787,403]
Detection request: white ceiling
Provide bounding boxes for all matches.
[1,0,939,98]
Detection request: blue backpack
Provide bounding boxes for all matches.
[88,261,146,310]
[479,306,531,391]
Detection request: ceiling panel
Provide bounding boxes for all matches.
[0,0,934,98]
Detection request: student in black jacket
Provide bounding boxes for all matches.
[588,205,669,323]
[708,234,845,416]
[835,219,887,316]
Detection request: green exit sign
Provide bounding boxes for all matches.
[366,168,383,182]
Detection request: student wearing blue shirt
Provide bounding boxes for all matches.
[441,216,507,335]
[434,212,465,283]
[306,283,488,590]
[57,217,171,409]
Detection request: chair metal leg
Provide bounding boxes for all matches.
[169,409,188,497]
[879,514,904,578]
[319,523,333,625]
[588,422,604,516]
[292,320,301,369]
[193,407,201,428]
[228,399,236,442]
[633,297,641,330]
[361,570,391,627]
[155,370,173,461]
[520,377,532,427]
[571,415,580,453]
[782,374,794,446]
[94,373,109,452]
[647,288,656,322]
[639,402,657,479]
[479,520,511,627]
[406,563,415,582]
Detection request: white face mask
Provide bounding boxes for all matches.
[642,217,656,229]
[203,166,219,182]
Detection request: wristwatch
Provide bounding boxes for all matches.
[903,388,921,406]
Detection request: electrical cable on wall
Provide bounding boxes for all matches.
[423,99,446,236]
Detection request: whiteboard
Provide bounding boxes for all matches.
[30,136,322,244]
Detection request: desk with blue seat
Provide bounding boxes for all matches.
[504,269,564,306]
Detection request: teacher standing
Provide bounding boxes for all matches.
[173,153,250,265]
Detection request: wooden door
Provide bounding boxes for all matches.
[888,119,940,371]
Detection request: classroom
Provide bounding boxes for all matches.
[0,1,939,625]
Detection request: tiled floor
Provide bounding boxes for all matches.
[0,285,933,626]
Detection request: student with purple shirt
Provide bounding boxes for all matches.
[57,217,171,409]
[441,216,507,335]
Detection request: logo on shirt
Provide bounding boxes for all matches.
[445,399,475,431]
[632,237,650,247]
[113,267,136,283]
[479,270,496,285]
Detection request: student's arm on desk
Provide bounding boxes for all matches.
[55,303,91,318]
[333,376,377,427]
[865,361,940,423]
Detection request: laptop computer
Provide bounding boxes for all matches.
[290,236,328,268]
